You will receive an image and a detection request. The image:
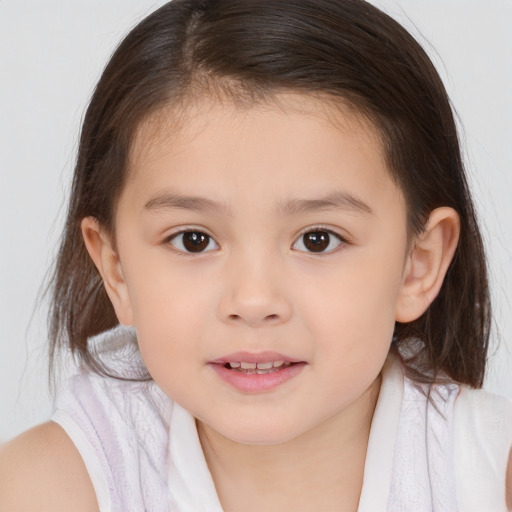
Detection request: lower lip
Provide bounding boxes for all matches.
[209,363,306,393]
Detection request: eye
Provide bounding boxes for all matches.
[168,230,219,253]
[293,229,344,254]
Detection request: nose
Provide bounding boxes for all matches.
[217,250,293,328]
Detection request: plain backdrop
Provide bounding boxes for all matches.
[1,0,511,442]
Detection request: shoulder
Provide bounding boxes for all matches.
[454,385,512,435]
[452,386,512,510]
[0,421,98,511]
[508,449,512,511]
[454,386,512,464]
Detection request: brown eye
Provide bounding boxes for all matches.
[169,231,218,253]
[293,230,343,253]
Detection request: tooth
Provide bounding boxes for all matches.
[229,362,241,368]
[273,360,285,368]
[256,362,273,370]
[240,362,257,369]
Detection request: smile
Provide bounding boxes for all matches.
[210,353,305,393]
[226,361,293,374]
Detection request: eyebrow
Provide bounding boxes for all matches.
[276,191,374,216]
[144,193,232,216]
[143,190,374,216]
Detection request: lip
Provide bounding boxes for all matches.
[210,351,303,365]
[209,351,306,393]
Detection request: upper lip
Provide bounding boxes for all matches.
[210,351,304,364]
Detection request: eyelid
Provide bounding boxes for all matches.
[163,227,220,255]
[161,224,349,255]
[292,225,349,254]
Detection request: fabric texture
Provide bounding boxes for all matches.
[51,326,512,511]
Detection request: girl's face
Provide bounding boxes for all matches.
[112,94,410,445]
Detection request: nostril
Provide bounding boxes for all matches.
[226,313,282,324]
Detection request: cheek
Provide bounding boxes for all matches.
[123,246,216,322]
[299,250,403,358]
[134,280,213,347]
[122,258,217,378]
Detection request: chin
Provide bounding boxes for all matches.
[215,420,304,447]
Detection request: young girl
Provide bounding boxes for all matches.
[1,1,511,510]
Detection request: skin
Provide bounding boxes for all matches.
[0,422,97,511]
[82,94,461,511]
[4,93,505,511]
[112,96,410,449]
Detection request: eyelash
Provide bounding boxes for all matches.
[164,226,348,255]
[164,228,219,255]
[292,226,348,255]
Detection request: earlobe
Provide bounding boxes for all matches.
[81,217,134,326]
[395,207,460,323]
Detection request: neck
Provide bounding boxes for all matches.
[198,375,381,512]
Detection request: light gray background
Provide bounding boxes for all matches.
[1,0,511,442]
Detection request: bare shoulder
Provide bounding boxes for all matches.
[0,421,98,511]
[507,448,512,511]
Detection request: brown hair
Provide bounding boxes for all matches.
[49,0,490,386]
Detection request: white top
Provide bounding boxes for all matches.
[52,326,512,512]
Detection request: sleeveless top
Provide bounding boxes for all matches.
[51,326,512,512]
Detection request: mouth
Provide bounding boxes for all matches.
[209,352,306,393]
[222,360,298,374]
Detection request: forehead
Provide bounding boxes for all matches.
[122,93,403,215]
[130,92,380,165]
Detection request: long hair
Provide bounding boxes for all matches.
[49,0,490,386]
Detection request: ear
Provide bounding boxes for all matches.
[395,207,460,323]
[81,217,134,326]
